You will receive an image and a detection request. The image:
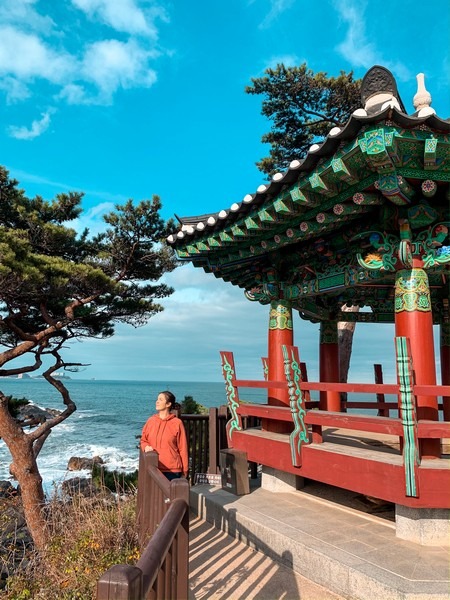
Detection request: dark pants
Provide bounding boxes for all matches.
[163,472,182,481]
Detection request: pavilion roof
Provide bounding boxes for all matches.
[166,66,450,324]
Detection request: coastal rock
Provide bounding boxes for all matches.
[61,477,112,501]
[61,477,96,497]
[0,481,17,498]
[67,456,104,471]
[0,497,32,588]
[16,404,58,427]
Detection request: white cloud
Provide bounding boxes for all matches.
[334,0,410,81]
[71,0,169,38]
[8,109,53,140]
[0,76,31,103]
[0,0,55,35]
[0,2,169,118]
[259,0,295,30]
[80,38,158,103]
[0,26,75,83]
[72,202,116,236]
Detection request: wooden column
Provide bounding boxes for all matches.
[441,322,450,421]
[266,300,293,433]
[319,321,341,412]
[394,268,439,457]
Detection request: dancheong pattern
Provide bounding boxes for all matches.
[269,301,293,330]
[395,269,431,313]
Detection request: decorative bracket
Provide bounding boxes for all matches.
[282,344,309,467]
[395,336,420,498]
[220,351,242,444]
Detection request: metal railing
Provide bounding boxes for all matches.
[97,451,189,600]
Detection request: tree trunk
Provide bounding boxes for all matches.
[338,306,360,409]
[0,396,48,551]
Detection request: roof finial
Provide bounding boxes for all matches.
[413,73,433,112]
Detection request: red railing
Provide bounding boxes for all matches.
[220,342,450,508]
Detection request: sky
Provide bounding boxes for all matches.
[0,0,449,383]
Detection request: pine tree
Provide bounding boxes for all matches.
[0,167,177,549]
[246,63,361,176]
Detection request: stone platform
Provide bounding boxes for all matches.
[190,481,450,600]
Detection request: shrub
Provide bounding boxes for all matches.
[91,464,138,494]
[180,395,207,415]
[2,486,139,600]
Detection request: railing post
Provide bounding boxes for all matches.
[169,479,189,600]
[97,564,143,600]
[137,451,160,549]
[208,407,218,474]
[374,363,389,417]
[282,344,309,467]
[395,336,420,498]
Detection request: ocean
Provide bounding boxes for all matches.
[0,379,267,493]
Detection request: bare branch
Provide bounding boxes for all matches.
[33,429,51,459]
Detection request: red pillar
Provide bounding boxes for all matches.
[441,322,450,421]
[319,321,341,412]
[266,300,293,433]
[394,268,439,457]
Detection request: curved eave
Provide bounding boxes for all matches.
[167,107,450,248]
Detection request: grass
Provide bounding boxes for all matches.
[1,483,140,600]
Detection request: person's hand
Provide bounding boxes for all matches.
[144,445,153,452]
[183,472,188,478]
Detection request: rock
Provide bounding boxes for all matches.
[0,496,33,586]
[16,404,55,427]
[61,477,96,496]
[0,481,17,498]
[45,408,62,417]
[61,477,112,501]
[67,455,104,471]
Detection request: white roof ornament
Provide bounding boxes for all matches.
[329,127,341,137]
[257,184,267,193]
[196,222,205,231]
[290,159,301,168]
[167,234,175,243]
[185,225,194,234]
[413,73,436,116]
[176,231,184,239]
[218,210,228,219]
[309,144,320,152]
[230,203,240,212]
[413,73,432,110]
[381,98,401,111]
[272,172,283,181]
[243,194,253,203]
[207,216,216,225]
[353,108,368,117]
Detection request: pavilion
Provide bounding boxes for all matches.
[167,66,450,545]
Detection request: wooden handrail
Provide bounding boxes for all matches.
[233,379,287,389]
[299,381,400,394]
[305,410,404,436]
[137,498,188,597]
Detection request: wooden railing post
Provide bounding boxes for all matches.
[169,479,189,600]
[97,565,143,599]
[374,363,389,417]
[208,407,219,474]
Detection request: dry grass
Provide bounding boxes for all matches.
[2,485,140,600]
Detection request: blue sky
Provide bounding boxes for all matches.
[0,0,449,382]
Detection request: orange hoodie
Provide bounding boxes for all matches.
[140,413,188,474]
